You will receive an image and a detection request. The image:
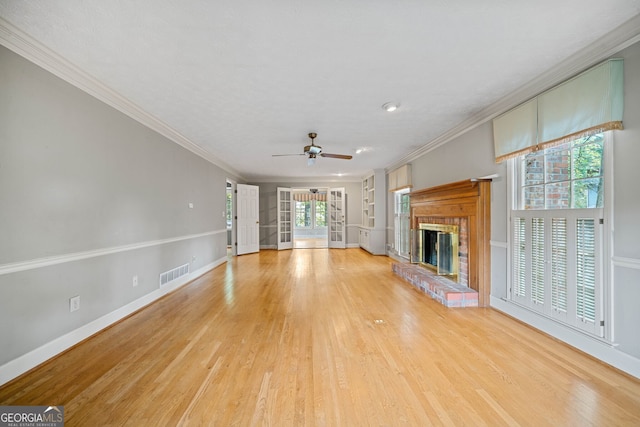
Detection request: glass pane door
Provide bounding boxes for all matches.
[277,187,293,250]
[328,188,345,248]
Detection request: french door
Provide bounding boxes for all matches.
[277,187,293,250]
[328,187,346,249]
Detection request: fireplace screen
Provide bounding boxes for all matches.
[411,223,459,277]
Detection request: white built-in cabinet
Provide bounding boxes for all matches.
[359,169,386,254]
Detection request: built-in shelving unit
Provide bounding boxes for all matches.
[359,169,386,254]
[362,174,376,228]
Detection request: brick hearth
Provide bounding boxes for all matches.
[392,263,478,308]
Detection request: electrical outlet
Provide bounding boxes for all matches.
[192,256,196,263]
[69,295,80,312]
[188,202,194,209]
[132,275,138,287]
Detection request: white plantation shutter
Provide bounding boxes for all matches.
[551,218,568,314]
[513,217,527,300]
[576,218,597,324]
[531,218,545,306]
[510,210,602,336]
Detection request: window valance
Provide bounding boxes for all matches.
[493,59,623,162]
[388,164,412,192]
[293,192,327,202]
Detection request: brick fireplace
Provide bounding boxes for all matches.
[414,218,467,284]
[409,179,491,307]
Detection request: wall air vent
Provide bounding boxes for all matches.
[159,263,190,287]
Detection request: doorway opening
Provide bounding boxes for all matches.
[293,188,328,249]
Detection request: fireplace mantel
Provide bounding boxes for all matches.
[410,179,491,307]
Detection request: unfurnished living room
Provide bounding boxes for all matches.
[1,2,640,426]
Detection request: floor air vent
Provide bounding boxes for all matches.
[159,263,190,287]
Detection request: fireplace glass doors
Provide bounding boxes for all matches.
[411,223,459,277]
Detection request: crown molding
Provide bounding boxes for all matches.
[246,175,362,184]
[386,13,640,173]
[0,18,245,180]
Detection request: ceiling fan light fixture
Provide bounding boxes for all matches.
[382,102,399,112]
[273,132,352,163]
[305,145,322,155]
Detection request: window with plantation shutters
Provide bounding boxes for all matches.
[499,59,620,340]
[510,134,605,337]
[393,190,410,259]
[510,211,602,336]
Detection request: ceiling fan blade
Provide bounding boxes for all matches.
[272,153,306,157]
[320,153,353,160]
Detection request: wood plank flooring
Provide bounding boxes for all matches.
[1,249,639,426]
[294,237,328,249]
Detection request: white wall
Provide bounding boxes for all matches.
[0,46,232,384]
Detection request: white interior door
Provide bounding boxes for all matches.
[237,184,260,255]
[277,187,293,250]
[328,187,346,249]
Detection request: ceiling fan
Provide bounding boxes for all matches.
[272,133,353,165]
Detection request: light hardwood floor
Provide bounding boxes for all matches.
[2,249,639,426]
[294,237,328,249]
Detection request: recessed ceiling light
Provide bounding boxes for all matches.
[382,102,399,112]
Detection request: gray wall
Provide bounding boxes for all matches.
[610,41,640,358]
[398,40,640,365]
[254,181,362,248]
[0,46,231,367]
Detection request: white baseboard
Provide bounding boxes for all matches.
[490,296,640,379]
[0,257,226,386]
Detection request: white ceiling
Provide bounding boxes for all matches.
[1,1,640,182]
